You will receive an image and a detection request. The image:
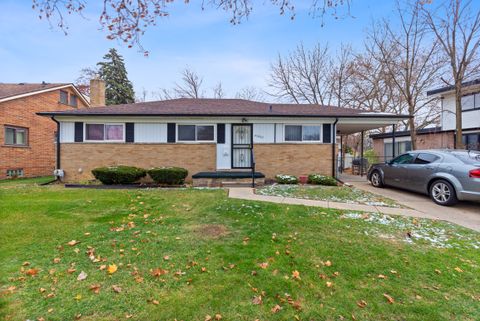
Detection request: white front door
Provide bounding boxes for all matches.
[216,124,231,169]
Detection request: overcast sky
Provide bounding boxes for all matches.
[0,0,445,101]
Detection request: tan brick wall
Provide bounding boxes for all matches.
[254,144,334,179]
[60,143,216,182]
[0,88,88,179]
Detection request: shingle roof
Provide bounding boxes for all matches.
[426,78,480,96]
[0,83,69,100]
[37,98,408,118]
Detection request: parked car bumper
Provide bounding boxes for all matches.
[457,190,480,202]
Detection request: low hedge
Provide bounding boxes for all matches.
[307,174,337,186]
[275,174,298,184]
[147,167,188,185]
[91,166,147,185]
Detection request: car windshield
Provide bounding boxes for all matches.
[451,151,480,165]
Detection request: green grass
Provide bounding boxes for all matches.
[0,184,479,320]
[0,176,55,186]
[257,184,402,208]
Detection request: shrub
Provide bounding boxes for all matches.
[275,174,298,184]
[91,166,146,185]
[307,174,337,186]
[148,167,188,185]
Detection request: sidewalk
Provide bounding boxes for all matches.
[228,187,480,232]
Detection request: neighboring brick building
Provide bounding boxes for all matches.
[0,83,90,179]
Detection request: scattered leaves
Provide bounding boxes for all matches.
[107,264,118,274]
[292,270,301,280]
[383,293,395,304]
[67,240,80,246]
[77,271,88,281]
[357,300,367,308]
[271,304,282,314]
[112,285,122,293]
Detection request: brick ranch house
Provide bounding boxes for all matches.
[0,82,90,179]
[38,98,408,184]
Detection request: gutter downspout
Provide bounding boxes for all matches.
[332,118,339,178]
[51,117,61,179]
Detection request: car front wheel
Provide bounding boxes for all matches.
[429,180,458,206]
[370,170,384,188]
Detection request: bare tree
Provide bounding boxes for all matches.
[330,44,355,107]
[369,1,442,149]
[136,87,149,102]
[268,43,334,105]
[235,86,266,101]
[173,68,204,99]
[213,82,225,99]
[75,67,98,96]
[422,0,480,148]
[32,0,352,54]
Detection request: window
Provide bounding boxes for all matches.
[414,153,440,164]
[285,125,321,142]
[70,94,78,107]
[461,92,480,111]
[463,133,480,151]
[60,90,68,104]
[303,126,321,141]
[384,141,412,161]
[391,153,415,164]
[85,124,124,141]
[6,169,24,177]
[4,126,28,146]
[178,125,214,141]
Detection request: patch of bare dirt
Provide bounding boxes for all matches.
[191,224,229,239]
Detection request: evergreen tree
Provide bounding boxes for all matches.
[97,48,135,105]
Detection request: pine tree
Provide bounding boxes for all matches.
[97,48,135,105]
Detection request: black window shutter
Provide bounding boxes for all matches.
[323,124,332,143]
[125,123,134,142]
[74,122,83,142]
[217,123,225,144]
[167,123,176,143]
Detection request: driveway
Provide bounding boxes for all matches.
[340,174,480,232]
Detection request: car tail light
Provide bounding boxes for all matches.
[469,169,480,178]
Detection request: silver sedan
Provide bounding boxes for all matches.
[367,150,480,206]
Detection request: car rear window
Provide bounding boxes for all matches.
[451,151,480,165]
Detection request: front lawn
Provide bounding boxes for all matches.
[0,176,55,187]
[0,185,479,320]
[257,184,401,208]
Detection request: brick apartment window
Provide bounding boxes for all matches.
[6,169,24,178]
[5,126,28,146]
[59,90,68,104]
[70,94,78,107]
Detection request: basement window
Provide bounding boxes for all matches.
[6,169,24,178]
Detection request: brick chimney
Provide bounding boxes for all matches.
[89,77,106,107]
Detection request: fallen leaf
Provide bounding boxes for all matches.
[67,240,80,246]
[324,260,332,267]
[22,261,30,266]
[378,274,387,279]
[205,315,212,321]
[201,267,207,272]
[252,295,263,305]
[89,284,101,294]
[46,292,55,298]
[77,271,88,281]
[326,281,333,288]
[383,293,395,304]
[151,268,168,277]
[357,300,367,308]
[271,304,282,314]
[292,270,301,280]
[258,262,269,269]
[26,268,39,276]
[39,287,46,293]
[99,265,107,271]
[454,267,463,273]
[151,299,159,305]
[215,314,222,320]
[107,264,118,274]
[163,255,170,260]
[67,268,76,274]
[53,258,61,264]
[435,269,442,274]
[112,285,122,293]
[74,294,82,301]
[390,270,397,274]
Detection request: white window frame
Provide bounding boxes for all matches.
[283,124,322,143]
[84,123,125,143]
[176,124,216,143]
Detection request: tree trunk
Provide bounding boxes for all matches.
[408,100,417,150]
[455,84,464,149]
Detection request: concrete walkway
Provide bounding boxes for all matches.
[228,185,480,232]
